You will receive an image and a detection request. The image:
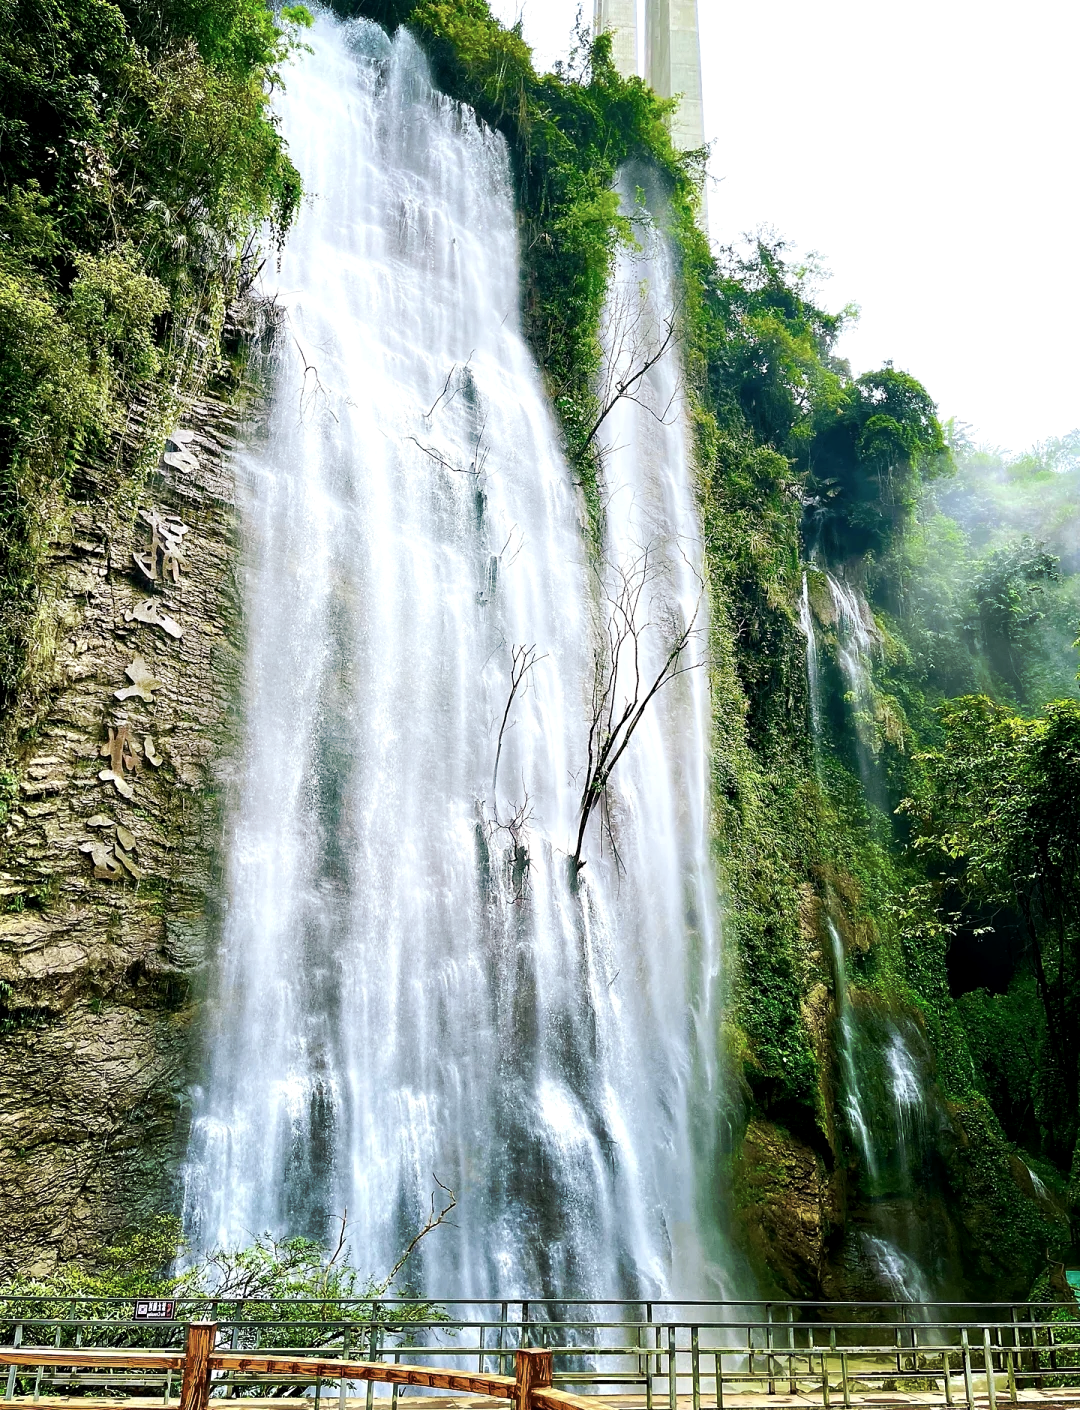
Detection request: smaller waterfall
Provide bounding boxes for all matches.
[802,570,941,1301]
[886,1027,924,1173]
[798,575,822,743]
[824,571,883,802]
[862,1236,933,1305]
[825,918,876,1182]
[827,912,940,1301]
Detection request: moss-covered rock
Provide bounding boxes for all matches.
[733,1117,841,1296]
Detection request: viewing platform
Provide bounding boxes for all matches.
[5,1299,1080,1410]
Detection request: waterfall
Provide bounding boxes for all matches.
[798,574,822,743]
[825,918,876,1183]
[823,570,882,801]
[182,10,728,1299]
[802,577,938,1301]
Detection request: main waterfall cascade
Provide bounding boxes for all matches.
[183,11,730,1298]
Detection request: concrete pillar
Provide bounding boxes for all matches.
[593,0,638,79]
[645,0,706,152]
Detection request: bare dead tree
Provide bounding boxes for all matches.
[581,275,683,462]
[424,355,475,419]
[407,414,489,481]
[571,548,703,875]
[487,644,547,905]
[492,643,545,795]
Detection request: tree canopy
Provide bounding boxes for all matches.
[904,696,1080,1159]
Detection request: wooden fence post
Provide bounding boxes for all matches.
[514,1348,552,1410]
[180,1322,217,1410]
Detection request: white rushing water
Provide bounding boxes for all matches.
[798,574,823,743]
[824,918,876,1182]
[182,10,727,1299]
[824,571,882,800]
[802,595,937,1300]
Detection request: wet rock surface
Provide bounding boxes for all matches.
[734,1116,842,1297]
[0,396,245,1276]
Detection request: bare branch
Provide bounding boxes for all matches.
[292,333,340,424]
[571,550,705,874]
[373,1176,457,1295]
[326,1207,349,1268]
[406,436,476,477]
[580,278,684,465]
[408,414,489,481]
[424,354,475,420]
[492,643,545,796]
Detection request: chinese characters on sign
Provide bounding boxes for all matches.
[132,1299,177,1321]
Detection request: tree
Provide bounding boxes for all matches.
[707,235,849,451]
[970,536,1059,694]
[804,367,951,560]
[571,547,702,875]
[903,697,1080,1150]
[0,1188,455,1357]
[581,260,682,464]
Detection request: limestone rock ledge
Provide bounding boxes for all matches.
[0,397,246,1277]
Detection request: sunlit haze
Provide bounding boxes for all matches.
[488,0,1079,454]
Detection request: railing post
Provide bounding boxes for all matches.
[983,1328,997,1410]
[499,1302,509,1377]
[942,1320,953,1409]
[691,1324,700,1410]
[180,1322,216,1410]
[961,1328,974,1410]
[5,1322,22,1400]
[788,1307,796,1395]
[364,1309,381,1410]
[1006,1337,1018,1402]
[668,1324,677,1410]
[514,1348,552,1410]
[340,1325,351,1410]
[839,1351,850,1410]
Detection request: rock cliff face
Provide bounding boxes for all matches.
[0,395,245,1277]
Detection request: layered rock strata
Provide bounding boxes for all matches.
[0,398,245,1276]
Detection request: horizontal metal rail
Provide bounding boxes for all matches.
[3,1297,1080,1311]
[3,1302,1080,1410]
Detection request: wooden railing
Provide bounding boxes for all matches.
[4,1305,1080,1409]
[0,1323,580,1410]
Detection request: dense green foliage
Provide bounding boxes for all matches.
[905,697,1080,1165]
[0,0,305,711]
[1,1217,443,1361]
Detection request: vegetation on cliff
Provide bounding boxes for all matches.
[0,0,307,715]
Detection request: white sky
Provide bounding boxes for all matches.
[487,0,1079,454]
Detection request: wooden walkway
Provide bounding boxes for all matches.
[9,1396,1080,1410]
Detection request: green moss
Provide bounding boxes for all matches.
[0,0,305,720]
[939,1100,1069,1296]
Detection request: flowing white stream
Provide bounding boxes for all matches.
[801,584,936,1301]
[182,11,727,1299]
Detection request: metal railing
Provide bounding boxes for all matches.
[2,1299,1080,1406]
